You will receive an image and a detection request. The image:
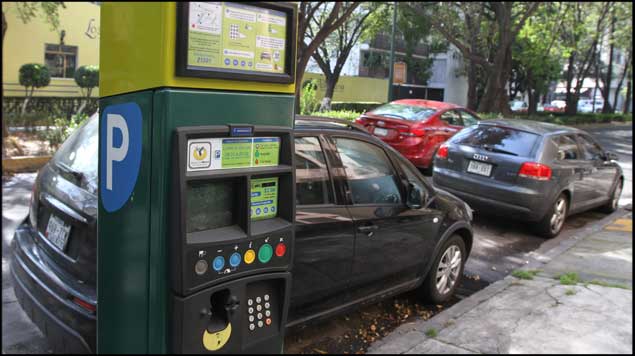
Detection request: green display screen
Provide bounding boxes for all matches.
[187,181,236,232]
[250,177,278,221]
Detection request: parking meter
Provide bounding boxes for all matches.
[98,3,297,353]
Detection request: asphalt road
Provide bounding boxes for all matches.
[2,123,632,353]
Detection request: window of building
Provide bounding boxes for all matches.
[45,44,78,78]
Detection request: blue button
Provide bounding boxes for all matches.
[224,58,230,65]
[271,206,276,212]
[241,60,246,67]
[233,59,238,66]
[256,208,261,215]
[229,252,241,267]
[212,256,225,271]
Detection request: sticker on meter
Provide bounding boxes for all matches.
[250,177,278,220]
[186,137,280,172]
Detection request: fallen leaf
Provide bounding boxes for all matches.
[313,348,327,354]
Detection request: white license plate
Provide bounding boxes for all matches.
[45,215,71,252]
[374,127,388,136]
[467,160,493,177]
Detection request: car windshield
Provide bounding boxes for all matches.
[51,113,99,188]
[369,103,437,121]
[451,124,540,157]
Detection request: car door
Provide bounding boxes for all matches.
[458,110,479,127]
[439,110,464,139]
[552,134,588,212]
[576,133,618,205]
[290,135,355,314]
[328,135,442,297]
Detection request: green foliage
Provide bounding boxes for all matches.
[38,113,90,151]
[586,280,632,290]
[425,328,438,338]
[477,112,632,125]
[19,64,51,92]
[7,2,66,32]
[331,102,381,113]
[299,79,320,115]
[558,272,580,285]
[74,65,99,98]
[512,269,541,280]
[309,110,362,122]
[565,288,577,296]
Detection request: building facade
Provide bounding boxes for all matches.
[2,2,100,97]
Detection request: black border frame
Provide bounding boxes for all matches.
[176,2,297,84]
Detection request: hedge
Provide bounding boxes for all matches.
[330,101,382,113]
[478,112,632,125]
[3,96,99,126]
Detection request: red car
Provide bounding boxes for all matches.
[355,99,481,172]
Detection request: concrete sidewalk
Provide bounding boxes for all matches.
[369,210,633,354]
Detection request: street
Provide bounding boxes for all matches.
[2,123,632,354]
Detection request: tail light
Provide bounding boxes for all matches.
[436,144,449,159]
[72,296,96,313]
[518,162,552,180]
[355,117,366,125]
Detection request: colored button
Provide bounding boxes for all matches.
[229,252,241,267]
[275,243,286,257]
[212,256,225,272]
[244,249,256,264]
[258,244,273,263]
[265,318,272,326]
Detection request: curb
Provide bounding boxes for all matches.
[368,207,632,354]
[2,156,51,173]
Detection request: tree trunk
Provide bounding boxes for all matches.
[320,74,338,112]
[466,62,478,111]
[565,54,577,115]
[624,67,632,114]
[528,88,538,115]
[602,10,616,113]
[477,47,512,114]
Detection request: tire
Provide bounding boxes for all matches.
[418,234,466,303]
[536,193,568,238]
[599,179,623,214]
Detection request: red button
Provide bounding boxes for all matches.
[275,243,286,257]
[265,318,272,326]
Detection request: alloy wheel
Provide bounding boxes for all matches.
[550,197,567,234]
[436,245,462,295]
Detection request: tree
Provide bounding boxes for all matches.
[410,2,540,114]
[297,2,360,113]
[599,2,632,113]
[513,2,566,114]
[310,3,382,111]
[19,64,51,117]
[74,65,99,116]
[559,2,612,115]
[2,2,65,156]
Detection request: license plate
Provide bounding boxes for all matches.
[374,127,388,137]
[45,215,71,252]
[467,160,493,177]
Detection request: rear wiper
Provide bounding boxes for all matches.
[57,162,87,183]
[482,144,518,156]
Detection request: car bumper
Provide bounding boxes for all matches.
[10,220,95,354]
[433,168,550,221]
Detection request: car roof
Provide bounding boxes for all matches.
[479,119,584,136]
[388,99,460,110]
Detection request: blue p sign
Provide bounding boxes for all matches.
[100,103,142,212]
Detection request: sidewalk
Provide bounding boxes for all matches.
[369,210,633,354]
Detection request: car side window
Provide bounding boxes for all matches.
[333,137,402,205]
[294,137,334,205]
[460,111,479,127]
[577,135,604,161]
[556,135,580,160]
[440,110,462,126]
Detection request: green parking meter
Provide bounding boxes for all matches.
[98,2,297,353]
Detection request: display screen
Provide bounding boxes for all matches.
[187,137,280,172]
[250,177,278,221]
[183,2,288,75]
[187,180,236,232]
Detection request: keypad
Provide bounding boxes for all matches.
[247,294,273,331]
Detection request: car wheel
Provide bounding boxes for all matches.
[600,179,623,214]
[418,234,466,303]
[536,193,568,238]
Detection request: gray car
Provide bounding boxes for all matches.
[432,119,624,238]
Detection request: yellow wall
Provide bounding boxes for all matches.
[2,2,100,97]
[303,72,388,103]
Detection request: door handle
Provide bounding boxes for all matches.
[357,224,379,237]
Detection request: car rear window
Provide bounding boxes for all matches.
[451,124,539,157]
[52,113,98,182]
[368,103,437,121]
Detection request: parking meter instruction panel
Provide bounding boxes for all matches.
[171,125,295,296]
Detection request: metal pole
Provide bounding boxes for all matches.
[387,1,397,102]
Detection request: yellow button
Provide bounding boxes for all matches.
[244,249,256,264]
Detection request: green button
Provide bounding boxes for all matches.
[258,244,273,263]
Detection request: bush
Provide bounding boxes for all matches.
[309,110,362,122]
[300,79,320,115]
[331,102,382,113]
[2,97,99,122]
[74,65,99,97]
[19,63,51,90]
[38,113,90,151]
[476,112,632,125]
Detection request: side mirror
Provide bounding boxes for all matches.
[605,151,619,161]
[407,183,424,209]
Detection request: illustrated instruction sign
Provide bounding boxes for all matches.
[187,2,287,74]
[250,177,278,220]
[187,137,280,171]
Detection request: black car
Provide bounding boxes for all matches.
[11,114,474,353]
[433,119,624,238]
